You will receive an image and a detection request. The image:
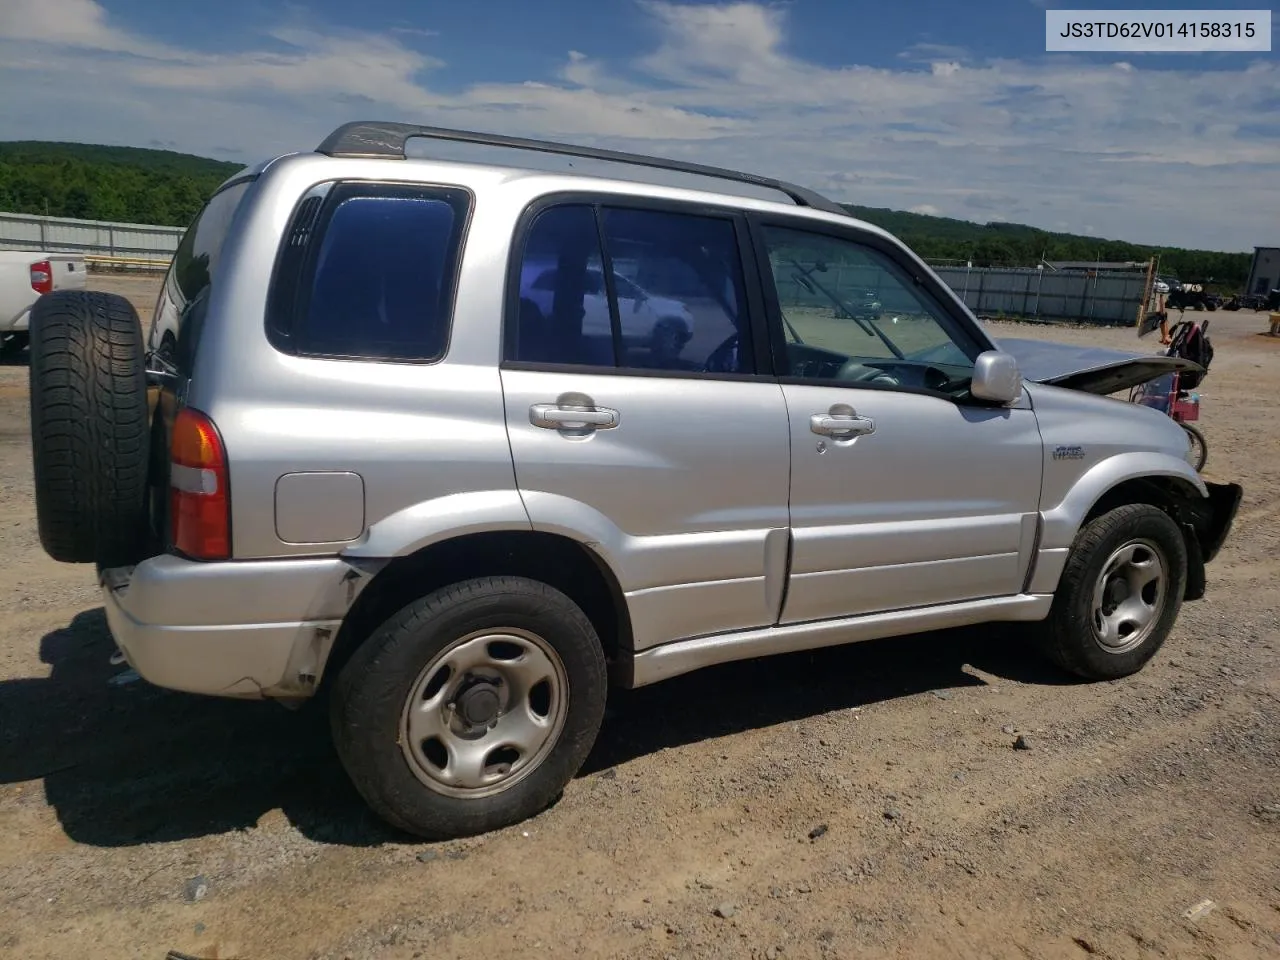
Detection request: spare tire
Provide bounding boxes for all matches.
[28,290,151,566]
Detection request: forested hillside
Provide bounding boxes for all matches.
[0,141,240,226]
[0,140,1251,285]
[841,204,1250,286]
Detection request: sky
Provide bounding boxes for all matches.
[0,0,1276,251]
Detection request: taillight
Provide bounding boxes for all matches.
[170,407,230,561]
[30,260,53,295]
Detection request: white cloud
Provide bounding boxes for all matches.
[910,204,943,216]
[0,0,178,58]
[899,43,971,63]
[0,0,1276,250]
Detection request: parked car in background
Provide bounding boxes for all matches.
[1163,278,1217,312]
[0,251,86,355]
[520,262,694,364]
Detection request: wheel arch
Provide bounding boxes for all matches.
[1042,460,1213,601]
[322,529,636,694]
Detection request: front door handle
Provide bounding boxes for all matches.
[810,413,875,438]
[530,403,620,430]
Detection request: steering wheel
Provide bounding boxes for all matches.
[835,359,899,386]
[920,365,953,392]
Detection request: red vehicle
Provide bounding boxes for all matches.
[1131,317,1213,472]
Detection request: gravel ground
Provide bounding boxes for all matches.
[1,275,1277,960]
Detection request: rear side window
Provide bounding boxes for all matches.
[268,182,471,362]
[150,177,254,379]
[507,201,753,375]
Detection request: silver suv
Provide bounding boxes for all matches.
[26,122,1242,840]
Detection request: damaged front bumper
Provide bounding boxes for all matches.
[1196,481,1243,564]
[1181,480,1243,601]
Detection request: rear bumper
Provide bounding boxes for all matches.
[101,554,362,699]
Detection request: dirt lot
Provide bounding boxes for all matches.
[1,275,1277,960]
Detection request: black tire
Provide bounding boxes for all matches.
[28,290,150,566]
[330,576,608,840]
[1182,423,1207,472]
[1039,504,1187,681]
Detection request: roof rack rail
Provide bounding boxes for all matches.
[315,120,848,216]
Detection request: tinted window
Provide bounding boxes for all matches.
[509,203,752,375]
[270,183,470,362]
[601,208,748,372]
[150,178,254,378]
[761,225,979,394]
[511,205,614,366]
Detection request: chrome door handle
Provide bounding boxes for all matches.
[530,403,619,430]
[810,413,875,438]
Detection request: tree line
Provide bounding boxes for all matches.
[0,140,1253,288]
[842,204,1251,287]
[0,141,240,227]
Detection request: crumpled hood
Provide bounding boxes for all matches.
[996,337,1203,396]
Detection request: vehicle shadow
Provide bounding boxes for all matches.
[0,606,1074,848]
[581,620,1074,774]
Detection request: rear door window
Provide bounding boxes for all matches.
[507,201,754,375]
[268,182,471,362]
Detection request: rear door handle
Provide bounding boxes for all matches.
[530,403,620,430]
[810,413,875,438]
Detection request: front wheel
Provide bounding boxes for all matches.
[1038,504,1187,680]
[330,576,608,840]
[1182,423,1207,472]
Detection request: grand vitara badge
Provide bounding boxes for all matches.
[1053,445,1086,461]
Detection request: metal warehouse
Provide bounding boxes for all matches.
[1246,246,1280,296]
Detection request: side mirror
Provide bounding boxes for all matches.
[971,350,1022,404]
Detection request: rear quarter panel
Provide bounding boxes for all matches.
[185,156,531,560]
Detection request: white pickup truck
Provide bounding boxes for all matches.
[0,251,87,355]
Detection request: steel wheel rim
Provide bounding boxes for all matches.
[1090,538,1167,654]
[399,627,569,799]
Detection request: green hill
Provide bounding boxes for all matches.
[0,140,1251,286]
[0,141,241,226]
[840,204,1250,287]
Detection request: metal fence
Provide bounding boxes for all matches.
[776,261,1147,326]
[0,211,183,264]
[933,264,1147,324]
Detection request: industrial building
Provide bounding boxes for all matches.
[1246,246,1280,295]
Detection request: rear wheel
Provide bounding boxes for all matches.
[1039,504,1187,680]
[330,576,608,840]
[28,290,151,566]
